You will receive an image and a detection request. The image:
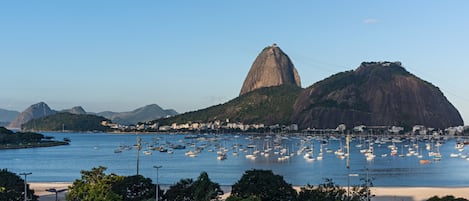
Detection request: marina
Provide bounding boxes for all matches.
[1,132,469,187]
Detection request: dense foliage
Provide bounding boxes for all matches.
[153,84,303,126]
[226,196,262,201]
[67,167,224,201]
[21,113,110,132]
[163,178,194,200]
[164,171,223,201]
[298,178,373,201]
[0,169,38,201]
[0,127,44,144]
[65,167,467,201]
[427,196,469,201]
[67,166,124,201]
[112,175,156,201]
[229,169,375,201]
[229,169,298,201]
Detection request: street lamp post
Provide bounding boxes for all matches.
[46,188,67,201]
[346,133,350,197]
[136,136,141,175]
[19,172,32,201]
[153,165,162,201]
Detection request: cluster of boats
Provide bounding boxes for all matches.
[112,133,469,164]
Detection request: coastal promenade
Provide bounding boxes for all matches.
[31,182,469,201]
[31,182,70,201]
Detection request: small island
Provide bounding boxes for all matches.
[0,127,69,149]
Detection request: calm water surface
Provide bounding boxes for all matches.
[1,132,469,187]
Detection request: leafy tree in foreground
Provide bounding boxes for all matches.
[225,195,262,201]
[66,166,123,201]
[0,169,38,201]
[164,178,194,201]
[193,172,223,201]
[298,178,374,201]
[229,169,297,201]
[112,175,155,201]
[427,195,469,201]
[164,171,223,201]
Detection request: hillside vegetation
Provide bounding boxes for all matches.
[0,127,68,149]
[22,113,110,132]
[154,84,303,126]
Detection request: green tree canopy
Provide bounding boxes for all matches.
[164,171,223,201]
[163,178,194,201]
[427,195,469,201]
[0,127,44,144]
[193,172,223,201]
[226,196,262,201]
[298,178,373,201]
[66,166,123,201]
[0,169,38,201]
[229,169,297,201]
[111,175,155,201]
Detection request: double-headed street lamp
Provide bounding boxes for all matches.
[19,172,32,201]
[45,188,67,201]
[153,165,162,201]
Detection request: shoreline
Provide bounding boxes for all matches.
[20,129,469,137]
[0,141,69,150]
[30,182,469,201]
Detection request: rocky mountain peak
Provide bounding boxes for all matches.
[8,102,56,129]
[355,61,404,74]
[239,44,301,95]
[291,62,463,129]
[62,106,87,115]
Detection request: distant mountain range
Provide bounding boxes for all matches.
[4,103,177,129]
[0,108,20,126]
[95,104,178,125]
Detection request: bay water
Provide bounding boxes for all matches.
[1,132,469,187]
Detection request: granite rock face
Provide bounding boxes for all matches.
[240,44,301,95]
[291,62,464,129]
[62,106,87,115]
[8,102,56,129]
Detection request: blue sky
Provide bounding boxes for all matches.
[1,1,468,124]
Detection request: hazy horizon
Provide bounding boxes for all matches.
[1,1,468,124]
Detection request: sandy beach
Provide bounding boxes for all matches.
[30,182,71,201]
[30,182,469,201]
[370,187,469,201]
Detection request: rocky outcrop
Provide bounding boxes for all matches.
[240,44,301,95]
[8,102,56,129]
[291,62,464,129]
[62,106,87,115]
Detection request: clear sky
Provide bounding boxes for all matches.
[1,1,468,124]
